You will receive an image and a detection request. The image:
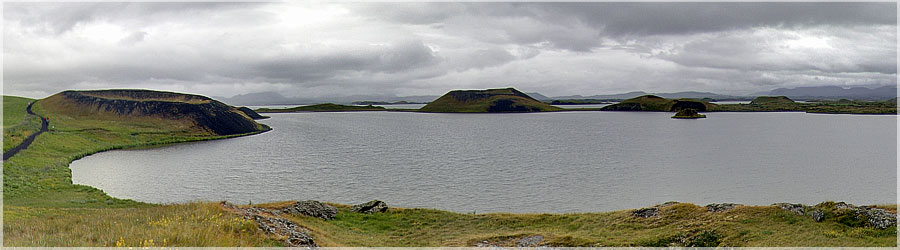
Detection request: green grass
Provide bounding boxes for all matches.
[3,92,897,247]
[256,103,387,113]
[4,202,281,246]
[3,95,279,246]
[419,88,561,113]
[3,95,41,152]
[709,99,896,114]
[258,202,895,247]
[3,95,36,128]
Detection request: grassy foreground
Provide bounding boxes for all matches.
[3,94,897,246]
[3,95,281,246]
[274,203,896,247]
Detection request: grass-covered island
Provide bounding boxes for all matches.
[3,89,897,247]
[600,95,897,114]
[256,103,387,113]
[419,87,562,112]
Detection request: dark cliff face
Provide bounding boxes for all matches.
[237,107,270,120]
[55,90,263,136]
[445,88,539,103]
[671,100,709,112]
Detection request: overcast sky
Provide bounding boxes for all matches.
[3,2,897,99]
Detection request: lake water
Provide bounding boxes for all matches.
[71,111,897,213]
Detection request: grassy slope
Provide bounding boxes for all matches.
[2,94,896,247]
[619,95,675,111]
[260,202,897,247]
[419,89,561,112]
[256,103,387,113]
[3,97,280,246]
[3,96,40,152]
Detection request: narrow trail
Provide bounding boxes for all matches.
[3,102,49,160]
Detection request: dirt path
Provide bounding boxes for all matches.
[3,102,49,160]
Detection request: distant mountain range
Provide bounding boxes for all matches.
[550,91,741,101]
[215,85,897,106]
[766,85,896,100]
[214,92,440,106]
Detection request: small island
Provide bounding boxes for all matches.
[418,87,561,113]
[672,108,707,119]
[599,95,713,112]
[256,103,387,113]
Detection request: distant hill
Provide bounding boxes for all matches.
[750,96,795,105]
[419,88,561,113]
[552,91,742,101]
[599,95,715,112]
[215,91,294,106]
[525,92,551,101]
[40,89,266,135]
[216,91,439,106]
[256,103,386,113]
[236,107,269,119]
[767,85,896,100]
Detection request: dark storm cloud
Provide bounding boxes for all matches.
[357,2,896,51]
[250,40,440,83]
[3,2,896,99]
[361,2,895,35]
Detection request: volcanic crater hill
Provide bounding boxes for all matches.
[419,88,562,113]
[750,96,795,105]
[599,95,716,112]
[40,89,267,136]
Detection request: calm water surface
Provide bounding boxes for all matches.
[71,112,896,213]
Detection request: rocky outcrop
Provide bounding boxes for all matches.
[516,235,544,247]
[808,209,825,222]
[474,235,545,247]
[221,202,316,247]
[856,206,897,229]
[351,200,389,213]
[775,202,897,229]
[706,203,740,212]
[283,200,337,220]
[633,207,659,218]
[775,203,806,215]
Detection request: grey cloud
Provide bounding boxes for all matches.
[251,40,440,83]
[118,31,147,45]
[652,25,897,75]
[3,2,896,99]
[362,2,895,35]
[4,2,261,35]
[358,2,895,52]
